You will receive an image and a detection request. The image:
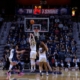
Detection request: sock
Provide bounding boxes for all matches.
[9,64,13,71]
[8,64,13,73]
[31,66,33,71]
[18,62,23,72]
[33,61,36,70]
[40,70,42,73]
[33,65,36,70]
[46,72,48,74]
[46,72,49,75]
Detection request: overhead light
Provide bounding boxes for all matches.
[72,10,75,16]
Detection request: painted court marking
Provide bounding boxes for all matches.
[10,78,35,80]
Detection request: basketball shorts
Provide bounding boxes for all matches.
[39,56,47,62]
[30,51,37,59]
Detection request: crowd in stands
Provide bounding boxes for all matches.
[1,14,79,71]
[0,15,4,32]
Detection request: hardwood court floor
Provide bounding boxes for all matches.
[0,70,80,80]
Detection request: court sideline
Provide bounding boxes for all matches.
[0,70,80,80]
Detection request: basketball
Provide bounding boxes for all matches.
[30,19,35,24]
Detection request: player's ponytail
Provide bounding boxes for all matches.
[39,41,48,53]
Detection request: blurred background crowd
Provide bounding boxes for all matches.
[0,0,80,71]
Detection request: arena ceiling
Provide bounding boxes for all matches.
[0,0,79,15]
[0,0,79,8]
[16,0,71,5]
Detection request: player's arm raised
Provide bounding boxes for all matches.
[32,34,36,42]
[32,34,36,45]
[29,33,32,45]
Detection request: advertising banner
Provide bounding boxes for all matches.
[16,8,69,15]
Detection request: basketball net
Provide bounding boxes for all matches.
[33,29,39,39]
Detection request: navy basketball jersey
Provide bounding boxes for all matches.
[12,49,18,61]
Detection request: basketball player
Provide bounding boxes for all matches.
[29,33,37,72]
[36,60,52,72]
[38,41,49,76]
[6,45,25,80]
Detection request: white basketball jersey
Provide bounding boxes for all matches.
[39,48,46,57]
[30,44,36,51]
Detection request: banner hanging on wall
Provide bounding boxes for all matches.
[16,8,69,15]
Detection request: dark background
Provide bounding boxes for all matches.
[16,0,70,5]
[0,0,79,15]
